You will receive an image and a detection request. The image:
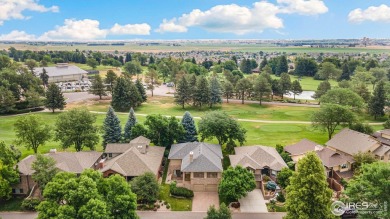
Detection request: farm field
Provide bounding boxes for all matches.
[1,43,390,54]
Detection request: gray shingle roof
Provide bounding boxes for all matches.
[169,142,223,172]
[105,136,151,154]
[101,145,165,176]
[130,136,151,145]
[315,147,354,168]
[17,151,102,175]
[373,145,390,156]
[284,139,323,156]
[34,65,87,77]
[326,128,380,155]
[230,146,288,171]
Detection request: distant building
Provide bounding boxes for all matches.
[34,63,88,83]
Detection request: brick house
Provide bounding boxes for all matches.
[284,139,323,163]
[167,142,223,192]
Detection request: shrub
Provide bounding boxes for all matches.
[266,181,277,191]
[263,175,271,182]
[276,193,285,203]
[21,198,41,211]
[169,181,194,198]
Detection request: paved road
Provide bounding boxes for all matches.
[0,212,285,219]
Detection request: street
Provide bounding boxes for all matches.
[0,212,286,219]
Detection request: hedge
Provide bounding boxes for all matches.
[169,181,194,198]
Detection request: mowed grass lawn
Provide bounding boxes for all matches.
[159,184,192,211]
[270,75,338,91]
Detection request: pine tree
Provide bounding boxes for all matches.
[369,80,385,120]
[174,76,191,109]
[89,75,107,99]
[290,80,303,100]
[125,53,132,63]
[279,73,291,99]
[111,77,142,111]
[209,77,222,108]
[276,56,288,76]
[188,74,197,105]
[123,108,137,142]
[253,76,271,105]
[179,111,198,143]
[260,57,268,70]
[193,76,210,109]
[222,81,234,103]
[339,62,350,81]
[135,79,147,102]
[45,83,66,113]
[284,152,334,219]
[40,68,49,87]
[102,106,122,149]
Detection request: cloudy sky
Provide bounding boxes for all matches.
[0,0,390,41]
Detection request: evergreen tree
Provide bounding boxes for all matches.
[193,76,210,109]
[188,74,197,104]
[111,77,142,111]
[135,79,147,102]
[276,56,288,76]
[290,80,303,100]
[209,77,222,108]
[179,111,198,143]
[284,152,334,219]
[174,76,191,109]
[279,73,291,99]
[312,80,331,101]
[125,53,132,63]
[90,75,107,99]
[339,62,350,81]
[222,81,234,103]
[235,78,252,104]
[105,70,117,92]
[260,57,268,70]
[368,80,386,120]
[191,57,196,64]
[239,58,252,74]
[45,83,66,113]
[123,108,137,142]
[102,106,122,148]
[149,56,155,64]
[40,68,49,87]
[254,76,271,105]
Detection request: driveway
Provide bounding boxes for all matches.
[239,189,268,213]
[192,192,219,212]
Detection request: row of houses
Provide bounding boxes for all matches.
[13,128,390,196]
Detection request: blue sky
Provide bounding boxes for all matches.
[0,0,390,40]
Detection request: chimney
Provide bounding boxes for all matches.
[189,151,194,163]
[49,149,57,154]
[137,145,147,154]
[98,159,105,169]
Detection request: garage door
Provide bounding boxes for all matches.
[205,184,218,192]
[193,184,205,192]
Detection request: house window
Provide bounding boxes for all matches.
[108,153,112,158]
[193,172,204,178]
[12,189,15,194]
[20,189,23,194]
[341,163,348,169]
[19,176,22,183]
[207,172,218,178]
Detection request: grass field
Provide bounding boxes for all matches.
[270,75,338,91]
[1,43,389,54]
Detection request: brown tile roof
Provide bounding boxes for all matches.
[17,151,102,175]
[101,145,164,177]
[326,128,379,155]
[130,136,151,145]
[230,146,288,171]
[105,136,151,154]
[284,139,323,156]
[315,147,354,168]
[373,145,390,156]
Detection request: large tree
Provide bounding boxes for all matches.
[0,86,15,114]
[145,68,160,97]
[130,172,159,204]
[320,88,365,111]
[0,142,19,200]
[174,76,191,109]
[123,60,142,78]
[290,80,302,100]
[312,104,356,139]
[222,81,234,103]
[86,58,99,69]
[89,75,107,100]
[32,154,58,192]
[54,108,99,151]
[45,83,66,113]
[235,78,252,104]
[37,170,138,219]
[218,166,256,203]
[205,203,232,219]
[312,80,331,101]
[104,70,117,92]
[317,62,341,80]
[102,106,122,149]
[193,76,210,109]
[123,108,137,142]
[40,68,49,87]
[179,111,198,143]
[25,59,38,74]
[284,152,334,219]
[111,77,142,111]
[14,114,51,153]
[277,167,294,189]
[135,79,147,102]
[368,80,386,120]
[144,114,185,148]
[279,73,291,99]
[209,76,222,108]
[294,58,318,77]
[351,152,376,174]
[275,56,288,76]
[344,162,390,219]
[254,75,271,105]
[198,111,246,148]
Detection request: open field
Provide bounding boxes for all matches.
[1,43,389,54]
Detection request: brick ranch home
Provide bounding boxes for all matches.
[167,142,223,192]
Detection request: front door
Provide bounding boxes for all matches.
[185,173,191,181]
[174,170,182,178]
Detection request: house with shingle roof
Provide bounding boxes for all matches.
[13,150,102,196]
[284,139,323,162]
[100,136,164,181]
[229,146,288,188]
[371,130,390,162]
[167,142,223,192]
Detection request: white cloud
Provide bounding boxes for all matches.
[348,4,390,23]
[156,19,187,33]
[156,0,328,34]
[0,30,36,40]
[277,0,328,15]
[109,23,151,35]
[0,0,58,25]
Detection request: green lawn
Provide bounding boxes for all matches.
[270,75,338,91]
[158,184,192,211]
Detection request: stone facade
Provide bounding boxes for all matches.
[12,175,34,196]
